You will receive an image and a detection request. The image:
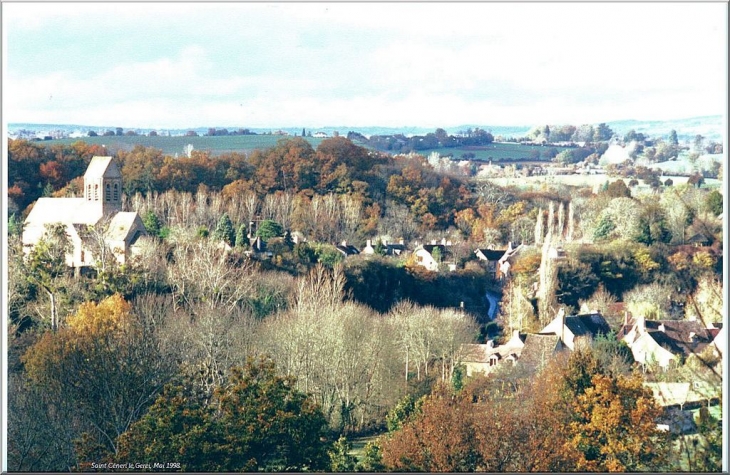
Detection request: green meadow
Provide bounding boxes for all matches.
[36,134,326,156]
[426,141,571,162]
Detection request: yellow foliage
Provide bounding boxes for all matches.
[633,248,659,274]
[66,294,132,335]
[692,251,715,269]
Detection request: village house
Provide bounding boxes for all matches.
[384,239,406,256]
[538,309,612,351]
[460,330,525,377]
[23,156,147,273]
[474,247,506,279]
[619,316,716,370]
[361,238,407,257]
[516,333,566,374]
[335,240,360,257]
[361,239,375,254]
[414,239,454,272]
[496,242,523,280]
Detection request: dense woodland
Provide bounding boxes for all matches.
[6,134,724,471]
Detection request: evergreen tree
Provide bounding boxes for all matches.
[256,219,283,241]
[668,129,679,147]
[235,224,248,248]
[142,211,161,238]
[8,213,22,236]
[329,437,357,471]
[374,239,386,256]
[213,213,235,245]
[115,358,331,472]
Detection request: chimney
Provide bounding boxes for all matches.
[341,240,347,247]
[366,239,372,247]
[441,237,447,245]
[399,238,404,245]
[658,323,665,333]
[486,340,494,349]
[430,239,437,245]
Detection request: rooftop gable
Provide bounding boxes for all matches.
[84,156,122,180]
[518,334,564,372]
[476,248,507,261]
[106,212,144,241]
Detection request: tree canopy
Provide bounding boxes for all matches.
[115,357,331,472]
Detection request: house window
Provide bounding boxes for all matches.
[81,250,85,263]
[86,184,91,200]
[113,183,119,201]
[105,183,111,201]
[94,184,99,201]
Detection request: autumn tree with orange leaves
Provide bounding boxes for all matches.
[18,294,176,465]
[380,348,671,472]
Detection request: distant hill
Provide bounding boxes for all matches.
[7,123,532,139]
[606,115,723,143]
[8,115,723,142]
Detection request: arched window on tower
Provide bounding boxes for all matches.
[113,183,119,201]
[105,183,111,201]
[94,184,99,201]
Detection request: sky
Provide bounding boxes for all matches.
[2,2,728,130]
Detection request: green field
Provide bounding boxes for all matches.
[35,134,326,156]
[427,142,571,162]
[36,135,572,161]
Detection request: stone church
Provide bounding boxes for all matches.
[23,156,147,273]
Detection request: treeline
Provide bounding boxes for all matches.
[348,127,494,153]
[9,137,476,233]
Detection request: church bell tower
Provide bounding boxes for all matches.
[83,156,123,216]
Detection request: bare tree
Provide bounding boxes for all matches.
[557,202,565,242]
[167,236,255,312]
[534,208,544,246]
[566,201,575,243]
[547,201,556,240]
[25,223,71,331]
[78,215,116,273]
[433,308,478,382]
[291,263,346,313]
[380,201,419,242]
[340,194,363,243]
[537,231,558,326]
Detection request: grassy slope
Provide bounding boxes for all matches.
[35,135,326,156]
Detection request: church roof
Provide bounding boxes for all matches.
[84,156,121,179]
[24,197,103,227]
[107,212,143,241]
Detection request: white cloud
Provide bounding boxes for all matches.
[4,2,726,128]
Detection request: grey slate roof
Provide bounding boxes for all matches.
[477,249,507,261]
[518,334,565,373]
[644,320,714,357]
[565,313,612,338]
